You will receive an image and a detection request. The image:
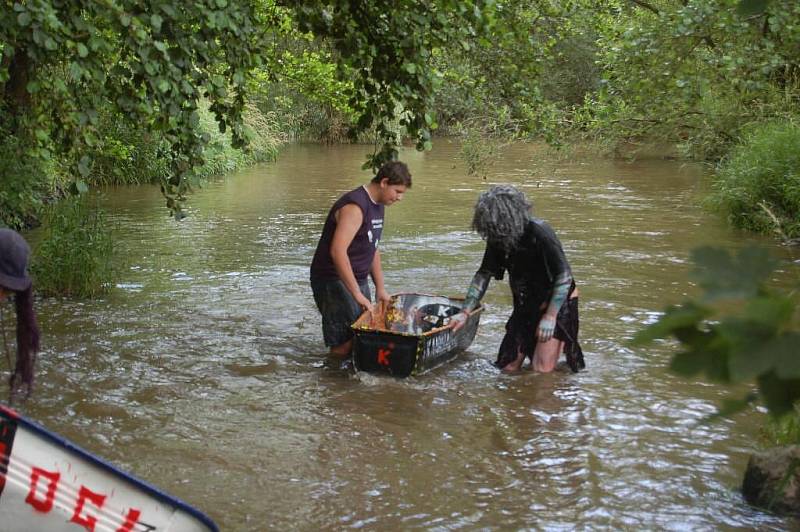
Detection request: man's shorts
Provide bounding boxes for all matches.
[311,278,371,347]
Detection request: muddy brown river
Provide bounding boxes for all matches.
[11,141,800,530]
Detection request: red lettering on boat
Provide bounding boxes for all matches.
[25,467,60,512]
[116,507,142,532]
[70,485,107,530]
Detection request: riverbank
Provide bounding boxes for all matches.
[0,103,286,232]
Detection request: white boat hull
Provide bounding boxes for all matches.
[0,404,218,532]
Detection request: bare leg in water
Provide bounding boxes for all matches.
[329,339,353,359]
[531,337,563,372]
[502,288,580,373]
[501,337,564,373]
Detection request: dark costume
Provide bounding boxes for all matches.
[477,218,585,372]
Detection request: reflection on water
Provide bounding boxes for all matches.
[13,141,798,529]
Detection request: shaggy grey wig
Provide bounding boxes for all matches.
[472,185,532,253]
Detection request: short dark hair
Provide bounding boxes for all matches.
[372,161,412,187]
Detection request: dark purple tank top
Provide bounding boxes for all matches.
[310,186,385,281]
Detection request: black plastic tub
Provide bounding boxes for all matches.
[351,293,483,377]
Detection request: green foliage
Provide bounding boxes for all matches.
[31,197,114,298]
[432,0,598,140]
[246,12,357,143]
[249,44,355,144]
[239,103,286,164]
[709,121,800,239]
[461,126,498,178]
[1,0,498,216]
[87,112,171,187]
[458,109,520,177]
[581,0,800,160]
[83,99,284,187]
[632,246,800,419]
[0,128,63,229]
[1,0,269,216]
[192,102,284,180]
[762,407,800,446]
[287,0,495,170]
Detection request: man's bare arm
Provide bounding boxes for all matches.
[331,203,371,310]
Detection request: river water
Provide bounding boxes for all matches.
[14,141,800,529]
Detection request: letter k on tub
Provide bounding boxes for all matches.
[377,343,394,366]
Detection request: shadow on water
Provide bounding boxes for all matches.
[14,141,798,530]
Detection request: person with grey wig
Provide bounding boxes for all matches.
[452,185,584,373]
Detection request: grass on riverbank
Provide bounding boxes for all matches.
[193,103,286,180]
[763,408,800,446]
[709,120,800,241]
[31,197,114,298]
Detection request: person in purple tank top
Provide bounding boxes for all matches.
[311,161,412,358]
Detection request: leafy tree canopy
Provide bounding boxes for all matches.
[286,0,494,169]
[0,0,494,217]
[584,0,800,158]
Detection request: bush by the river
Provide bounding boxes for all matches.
[0,131,65,231]
[710,121,800,240]
[31,197,114,298]
[88,113,172,187]
[89,102,286,186]
[192,103,286,180]
[0,102,286,230]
